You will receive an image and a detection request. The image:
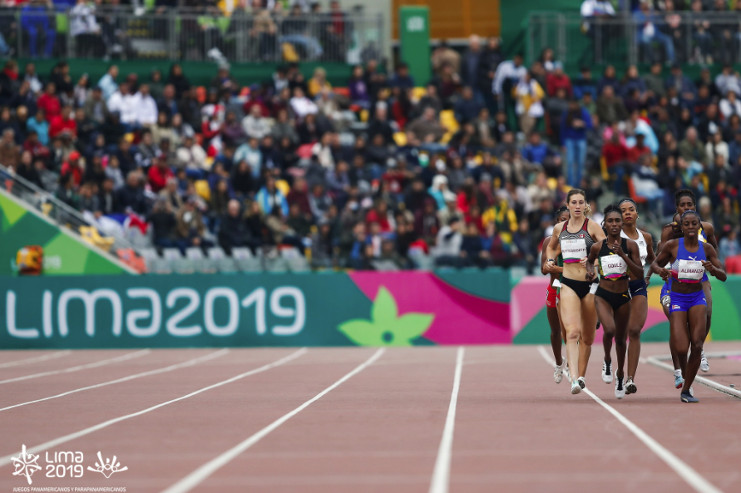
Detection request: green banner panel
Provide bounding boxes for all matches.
[0,191,128,276]
[399,6,431,86]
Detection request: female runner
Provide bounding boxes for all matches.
[586,205,643,398]
[617,198,655,394]
[659,190,718,385]
[540,206,570,383]
[651,210,726,403]
[546,189,606,394]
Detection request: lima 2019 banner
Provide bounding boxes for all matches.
[1,272,740,349]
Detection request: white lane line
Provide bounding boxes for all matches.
[537,346,722,493]
[0,349,230,413]
[646,355,741,400]
[429,346,465,493]
[162,348,386,493]
[0,350,150,385]
[0,348,307,467]
[0,350,71,369]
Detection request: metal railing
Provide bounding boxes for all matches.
[0,163,139,271]
[0,6,384,64]
[527,11,741,68]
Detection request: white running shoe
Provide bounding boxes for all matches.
[700,351,710,372]
[571,379,581,394]
[602,360,613,383]
[577,376,586,389]
[673,369,684,389]
[625,377,637,395]
[615,374,625,399]
[554,364,563,384]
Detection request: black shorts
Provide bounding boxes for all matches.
[596,286,631,310]
[628,279,647,298]
[561,277,598,299]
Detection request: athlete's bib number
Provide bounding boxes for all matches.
[600,254,627,279]
[677,260,704,283]
[562,238,587,263]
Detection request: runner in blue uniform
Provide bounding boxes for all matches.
[651,211,726,403]
[658,190,718,387]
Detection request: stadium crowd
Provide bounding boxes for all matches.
[1,3,741,272]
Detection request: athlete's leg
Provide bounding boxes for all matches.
[546,305,563,366]
[627,295,648,379]
[670,310,690,380]
[559,285,584,382]
[595,296,616,381]
[664,302,682,371]
[614,300,632,381]
[579,293,598,378]
[683,304,708,393]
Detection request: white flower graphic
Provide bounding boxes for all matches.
[11,444,42,485]
[87,451,128,479]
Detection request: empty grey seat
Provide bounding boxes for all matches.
[162,248,193,274]
[207,247,238,273]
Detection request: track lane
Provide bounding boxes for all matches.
[195,347,459,493]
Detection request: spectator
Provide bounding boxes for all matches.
[596,85,627,125]
[175,197,209,250]
[147,156,174,194]
[634,0,675,64]
[407,107,446,144]
[679,126,709,169]
[513,72,545,136]
[561,98,593,187]
[20,0,56,59]
[546,62,572,98]
[97,65,119,101]
[454,86,483,125]
[433,216,463,267]
[492,52,526,114]
[242,104,271,140]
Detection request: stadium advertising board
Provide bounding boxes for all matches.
[0,271,511,349]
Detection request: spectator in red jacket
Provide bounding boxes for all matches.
[49,105,77,140]
[60,150,83,187]
[546,62,573,98]
[147,156,174,193]
[37,82,61,122]
[601,126,630,194]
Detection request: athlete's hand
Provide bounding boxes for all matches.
[579,257,588,268]
[611,241,625,258]
[657,267,670,282]
[585,269,595,282]
[644,276,651,287]
[702,260,715,275]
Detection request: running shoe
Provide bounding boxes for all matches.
[625,378,637,395]
[680,391,698,403]
[602,360,613,384]
[615,374,625,399]
[571,379,581,394]
[577,376,586,389]
[673,370,684,389]
[554,364,563,384]
[700,351,710,372]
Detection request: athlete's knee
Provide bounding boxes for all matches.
[690,337,704,353]
[627,326,642,340]
[564,329,580,342]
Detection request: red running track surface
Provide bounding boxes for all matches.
[0,342,739,493]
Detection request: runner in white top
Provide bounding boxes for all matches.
[616,198,655,395]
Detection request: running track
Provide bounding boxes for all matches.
[0,342,739,493]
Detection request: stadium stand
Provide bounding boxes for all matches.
[0,0,740,274]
